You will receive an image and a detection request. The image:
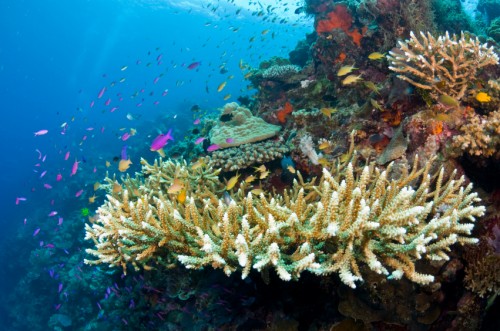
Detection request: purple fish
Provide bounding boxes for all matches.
[121,145,128,160]
[150,129,174,151]
[225,138,234,144]
[97,87,106,99]
[33,228,40,237]
[34,129,48,136]
[194,137,206,145]
[187,61,201,70]
[58,283,63,293]
[207,144,221,152]
[193,118,201,125]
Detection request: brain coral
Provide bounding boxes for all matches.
[209,102,281,148]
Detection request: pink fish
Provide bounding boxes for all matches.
[193,119,201,125]
[90,100,95,108]
[105,98,111,106]
[93,167,97,173]
[226,138,234,144]
[48,211,58,217]
[153,77,160,84]
[34,129,48,136]
[136,102,142,107]
[45,243,55,248]
[42,155,47,162]
[33,228,41,237]
[64,151,70,160]
[153,101,159,105]
[34,163,41,167]
[97,87,106,99]
[207,144,221,152]
[58,217,63,225]
[162,89,169,96]
[54,304,61,311]
[187,61,201,70]
[82,135,87,141]
[36,149,42,159]
[86,127,94,131]
[15,197,27,205]
[121,133,131,141]
[58,283,63,293]
[157,54,163,62]
[101,127,105,133]
[110,106,119,112]
[70,160,79,176]
[40,170,47,178]
[75,189,84,197]
[194,137,206,145]
[44,184,53,189]
[150,129,174,151]
[56,174,62,181]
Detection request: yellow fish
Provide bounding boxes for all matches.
[337,64,357,77]
[168,179,184,194]
[88,195,97,204]
[250,188,264,195]
[259,170,270,179]
[364,81,381,94]
[177,189,187,203]
[244,72,253,79]
[105,160,111,168]
[118,159,132,172]
[476,92,491,103]
[223,94,231,100]
[112,182,122,193]
[226,174,240,190]
[368,52,386,60]
[318,141,331,150]
[342,74,363,85]
[254,165,266,172]
[438,94,460,107]
[191,159,205,170]
[156,148,166,158]
[318,157,330,166]
[217,81,227,92]
[261,29,269,35]
[287,165,296,173]
[245,175,256,183]
[320,107,337,118]
[93,182,100,191]
[370,99,384,112]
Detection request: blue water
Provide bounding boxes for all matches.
[0,0,310,328]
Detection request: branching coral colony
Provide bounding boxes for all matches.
[85,154,485,288]
[387,31,499,100]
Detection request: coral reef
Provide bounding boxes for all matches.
[450,110,500,158]
[85,156,485,289]
[387,31,499,101]
[203,139,290,172]
[209,102,281,148]
[262,64,301,81]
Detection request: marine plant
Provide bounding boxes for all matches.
[85,152,485,289]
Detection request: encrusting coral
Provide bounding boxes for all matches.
[85,153,485,289]
[387,31,499,101]
[209,102,281,148]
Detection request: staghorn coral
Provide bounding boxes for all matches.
[203,139,290,172]
[387,31,499,101]
[450,110,500,158]
[85,155,485,289]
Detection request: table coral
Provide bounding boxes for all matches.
[209,102,281,148]
[85,155,485,289]
[387,31,499,101]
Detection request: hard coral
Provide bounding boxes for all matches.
[85,156,485,289]
[388,31,499,101]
